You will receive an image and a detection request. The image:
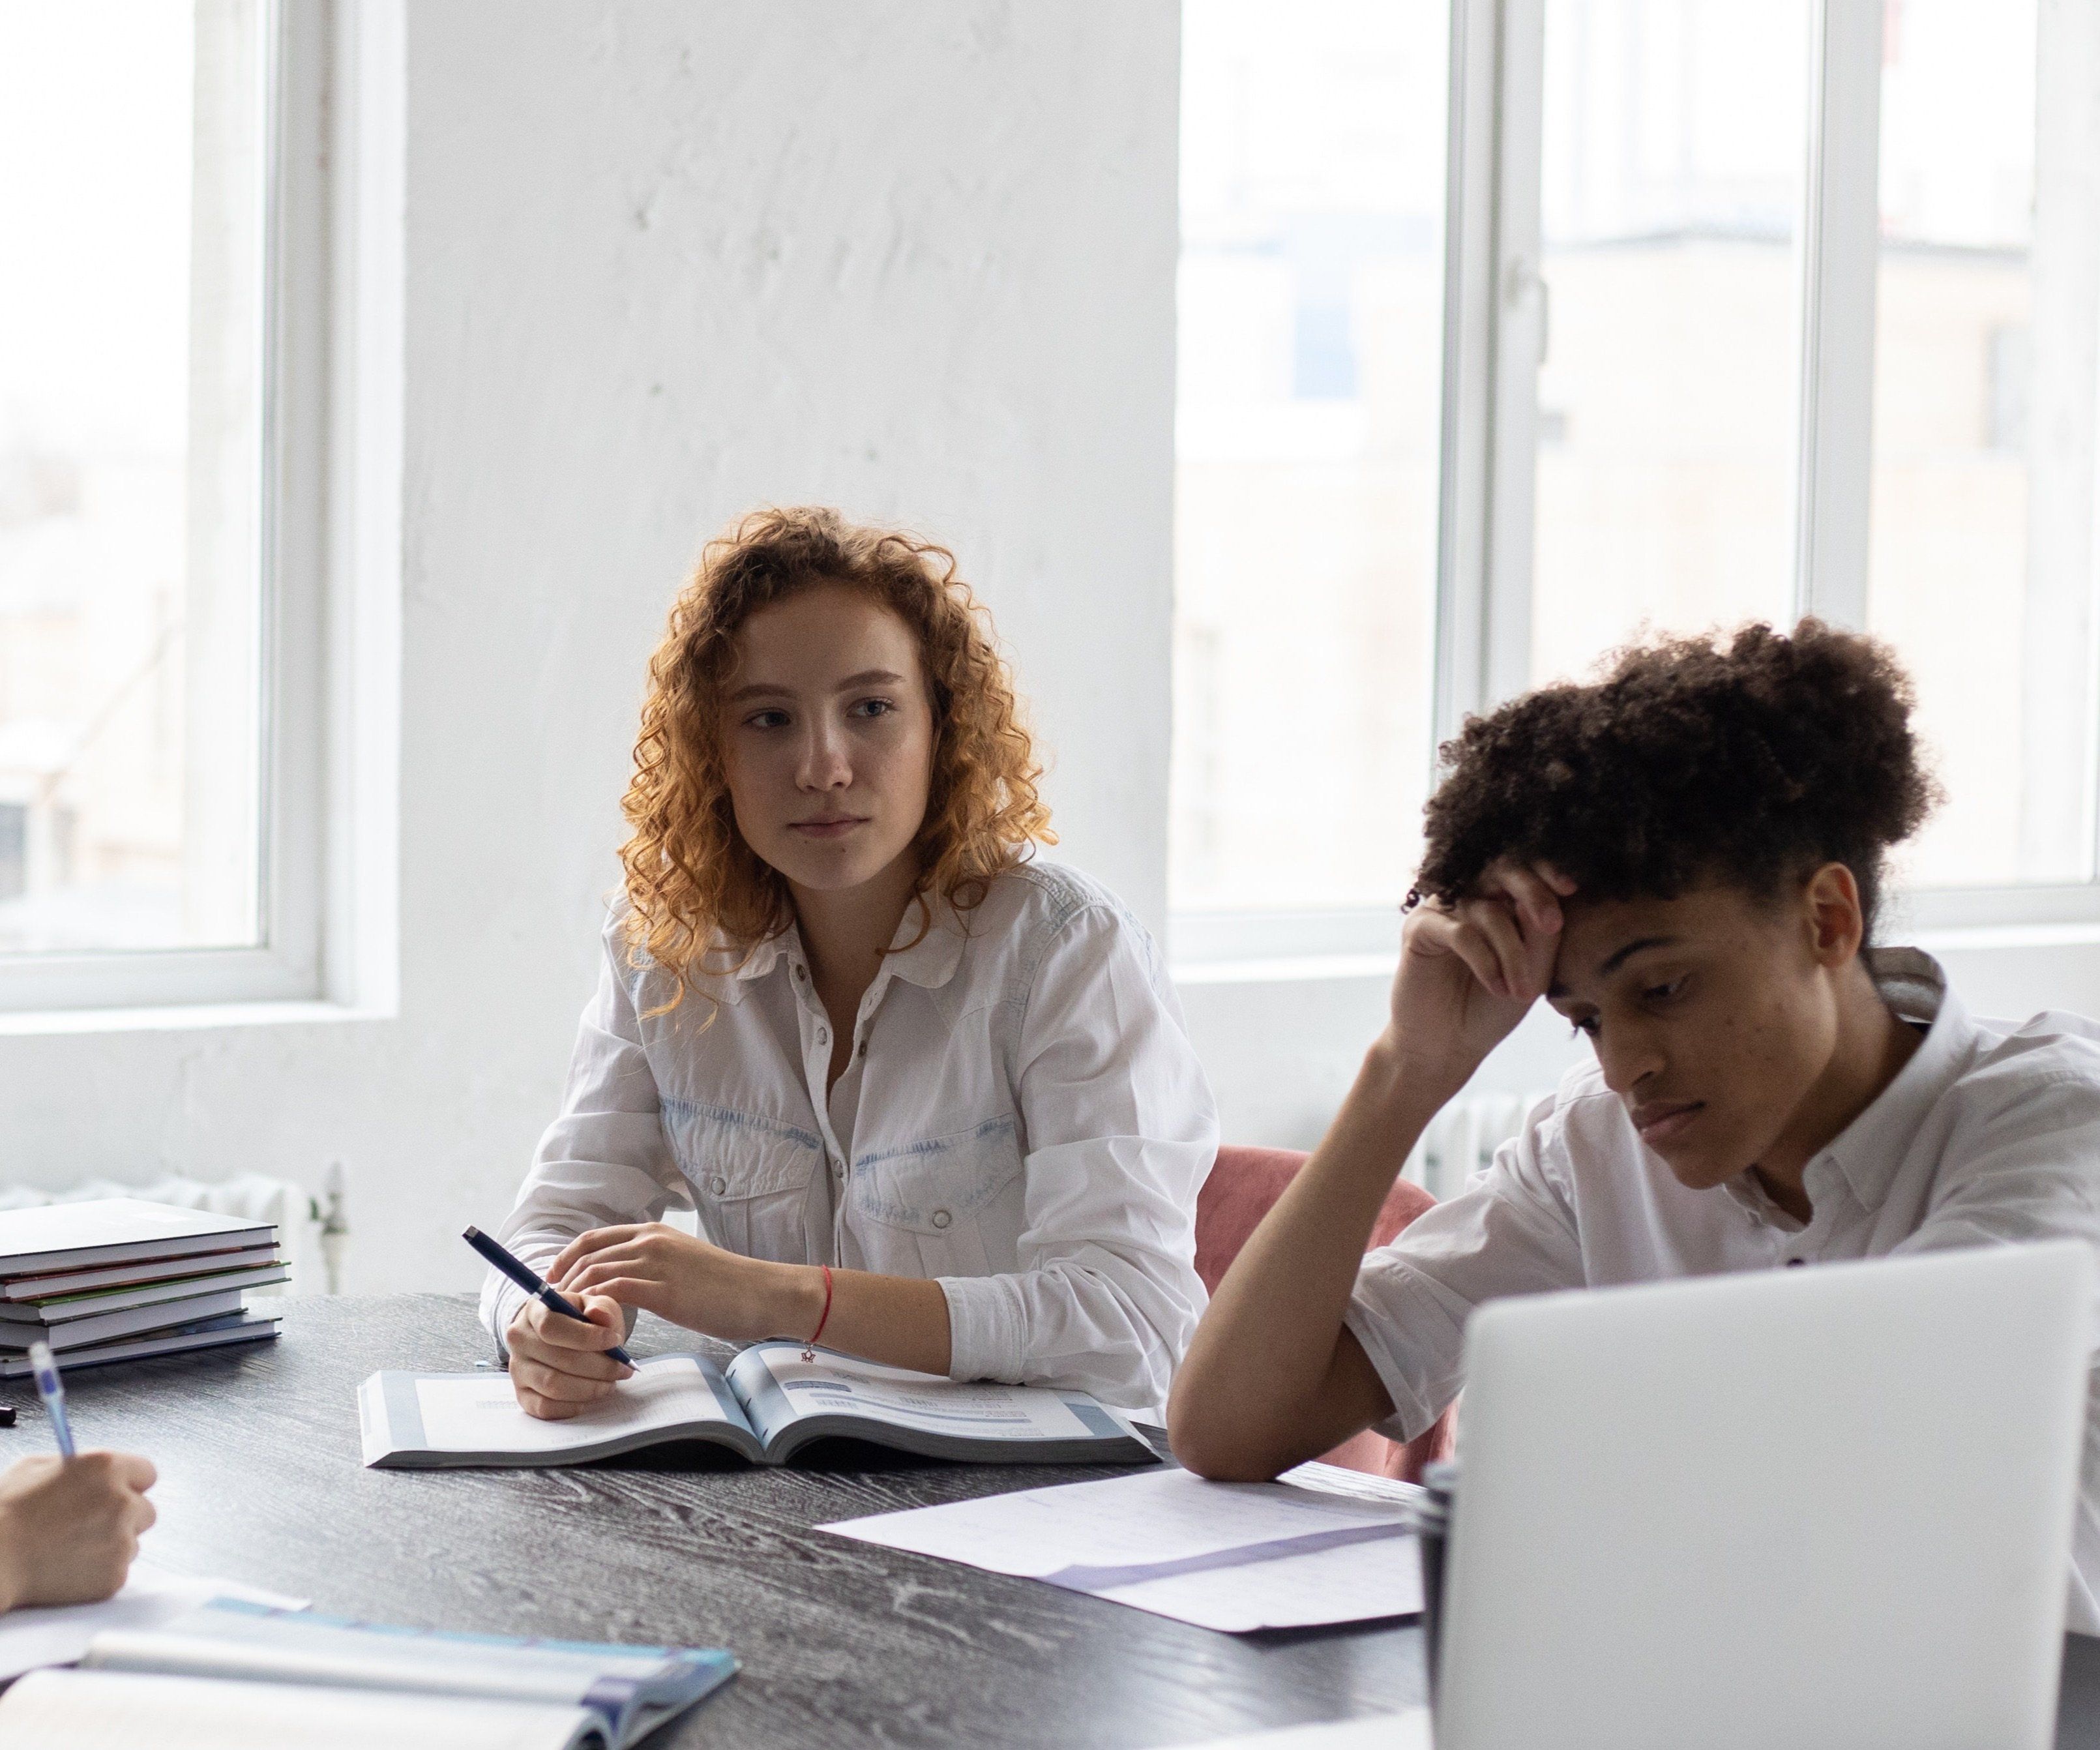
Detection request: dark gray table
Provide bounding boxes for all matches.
[3,1295,2096,1748]
[0,1295,1424,1747]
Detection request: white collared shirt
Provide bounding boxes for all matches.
[1345,949,2100,1633]
[480,863,1218,1412]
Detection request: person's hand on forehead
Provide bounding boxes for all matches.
[1391,857,1577,1094]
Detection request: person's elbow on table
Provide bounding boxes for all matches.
[0,1449,158,1613]
[1166,1363,1293,1483]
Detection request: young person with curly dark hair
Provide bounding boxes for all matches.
[1169,618,2100,1630]
[481,508,1215,1417]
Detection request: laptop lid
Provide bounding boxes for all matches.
[1434,1242,2093,1750]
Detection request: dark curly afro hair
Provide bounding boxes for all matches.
[1410,619,1940,943]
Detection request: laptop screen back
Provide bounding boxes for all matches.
[1435,1243,2092,1750]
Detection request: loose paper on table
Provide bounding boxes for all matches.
[1169,1710,1432,1749]
[820,1461,1425,1633]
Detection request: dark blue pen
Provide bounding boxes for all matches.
[464,1226,634,1367]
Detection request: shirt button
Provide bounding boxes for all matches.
[708,1174,728,1196]
[816,1027,828,1045]
[831,1157,844,1173]
[931,1209,952,1230]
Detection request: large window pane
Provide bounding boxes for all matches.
[1170,0,1447,913]
[1866,0,2095,890]
[0,1,267,955]
[1529,0,1809,686]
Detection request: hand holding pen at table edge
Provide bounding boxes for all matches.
[0,1344,157,1613]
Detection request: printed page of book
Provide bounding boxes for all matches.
[0,1668,601,1750]
[80,1599,736,1748]
[820,1464,1424,1631]
[729,1342,1131,1450]
[0,1563,306,1683]
[359,1354,752,1464]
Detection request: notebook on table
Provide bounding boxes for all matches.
[0,1312,282,1378]
[0,1201,277,1278]
[359,1341,1155,1468]
[0,1260,289,1324]
[0,1597,737,1750]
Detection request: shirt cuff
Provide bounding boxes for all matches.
[937,1273,1026,1384]
[482,1275,530,1364]
[1342,1275,1445,1446]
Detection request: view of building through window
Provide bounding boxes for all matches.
[0,0,267,957]
[1174,0,2097,917]
[1866,0,2092,891]
[1170,0,1448,913]
[1528,0,1808,688]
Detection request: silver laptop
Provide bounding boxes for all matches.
[1434,1241,2093,1750]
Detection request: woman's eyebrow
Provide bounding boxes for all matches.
[724,668,906,704]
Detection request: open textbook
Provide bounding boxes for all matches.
[0,1597,737,1750]
[360,1341,1155,1468]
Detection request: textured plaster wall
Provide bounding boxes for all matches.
[0,1,1179,1293]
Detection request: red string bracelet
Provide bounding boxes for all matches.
[801,1264,834,1362]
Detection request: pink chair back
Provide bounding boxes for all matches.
[1194,1144,1457,1482]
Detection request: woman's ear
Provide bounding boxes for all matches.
[1801,862,1865,968]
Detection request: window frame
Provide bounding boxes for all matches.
[0,0,330,1013]
[1172,0,2100,969]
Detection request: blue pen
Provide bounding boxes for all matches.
[27,1341,75,1459]
[463,1226,634,1367]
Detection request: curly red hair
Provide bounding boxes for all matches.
[619,506,1054,1013]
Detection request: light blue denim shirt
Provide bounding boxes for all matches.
[481,863,1218,1412]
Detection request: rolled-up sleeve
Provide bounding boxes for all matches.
[937,901,1217,1412]
[479,926,688,1353]
[1344,1095,1584,1442]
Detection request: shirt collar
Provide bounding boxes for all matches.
[711,892,968,1002]
[1734,946,1972,1217]
[879,892,969,991]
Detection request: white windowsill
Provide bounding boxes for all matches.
[0,999,395,1039]
[1175,919,2100,991]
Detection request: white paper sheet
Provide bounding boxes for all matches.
[410,1356,730,1453]
[1168,1708,1432,1749]
[818,1462,1425,1632]
[0,1561,307,1682]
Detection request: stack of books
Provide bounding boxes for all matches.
[0,1198,287,1376]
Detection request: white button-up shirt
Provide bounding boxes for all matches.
[480,863,1217,1412]
[1345,949,2100,1633]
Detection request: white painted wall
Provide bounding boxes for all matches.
[0,0,1178,1293]
[8,0,2100,1284]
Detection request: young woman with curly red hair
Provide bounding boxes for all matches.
[479,507,1215,1417]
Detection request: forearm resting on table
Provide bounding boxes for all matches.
[1169,1039,1451,1480]
[778,1266,953,1378]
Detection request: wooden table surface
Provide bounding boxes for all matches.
[0,1294,1430,1747]
[3,1293,2096,1749]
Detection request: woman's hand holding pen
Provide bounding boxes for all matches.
[0,1451,156,1610]
[503,1292,634,1421]
[550,1224,820,1352]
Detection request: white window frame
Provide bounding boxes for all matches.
[1174,0,2100,970]
[0,1,332,1014]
